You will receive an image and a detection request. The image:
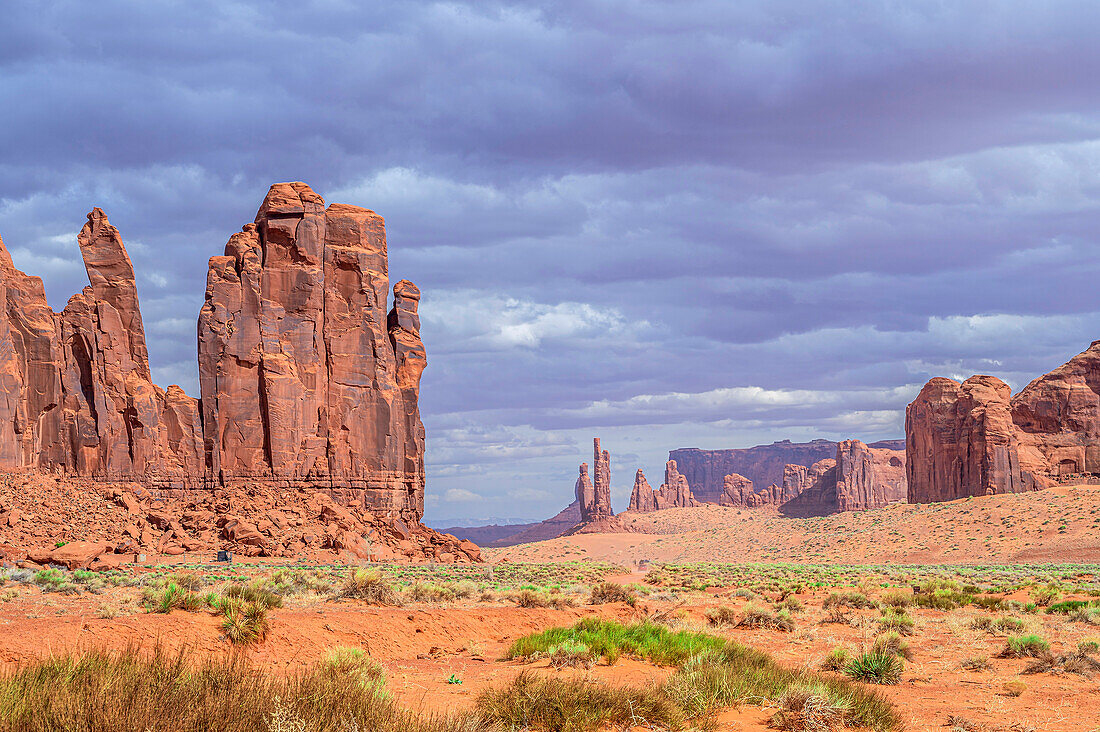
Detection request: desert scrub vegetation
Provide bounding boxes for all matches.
[999,635,1050,658]
[507,619,900,730]
[0,647,481,732]
[340,568,402,605]
[969,615,1025,635]
[478,670,684,732]
[588,581,636,605]
[704,606,739,628]
[877,608,914,635]
[736,603,795,632]
[821,647,850,672]
[844,651,903,685]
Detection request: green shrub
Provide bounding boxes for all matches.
[821,647,850,672]
[878,609,914,636]
[1000,635,1049,659]
[844,652,903,685]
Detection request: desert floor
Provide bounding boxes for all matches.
[2,554,1099,732]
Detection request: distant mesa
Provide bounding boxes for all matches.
[906,340,1100,502]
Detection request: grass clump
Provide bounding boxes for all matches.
[844,652,903,685]
[220,600,269,645]
[969,615,1025,635]
[999,635,1049,659]
[478,670,684,732]
[736,603,794,632]
[0,647,477,732]
[821,647,850,672]
[877,609,914,636]
[588,582,636,606]
[340,569,402,606]
[770,684,850,731]
[960,656,991,671]
[704,606,738,628]
[871,633,912,661]
[320,646,386,693]
[823,591,877,610]
[542,640,597,669]
[1002,679,1026,697]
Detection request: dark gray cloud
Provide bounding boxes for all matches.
[2,1,1100,523]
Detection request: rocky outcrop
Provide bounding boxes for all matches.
[669,438,904,503]
[719,473,754,506]
[906,376,1042,502]
[0,211,202,482]
[575,438,614,522]
[628,469,656,512]
[574,463,595,517]
[906,341,1100,503]
[0,183,430,523]
[625,461,700,512]
[0,470,479,565]
[835,439,906,511]
[654,460,700,509]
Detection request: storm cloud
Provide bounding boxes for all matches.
[3,1,1099,523]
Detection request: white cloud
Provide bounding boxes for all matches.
[444,488,483,502]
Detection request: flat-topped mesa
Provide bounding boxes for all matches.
[198,182,427,520]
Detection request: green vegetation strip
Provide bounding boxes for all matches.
[644,562,1100,594]
[503,619,901,731]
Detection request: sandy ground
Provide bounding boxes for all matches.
[488,485,1100,566]
[1,578,1099,732]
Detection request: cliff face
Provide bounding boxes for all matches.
[0,183,427,521]
[198,183,426,519]
[907,341,1100,503]
[669,438,903,502]
[835,440,907,511]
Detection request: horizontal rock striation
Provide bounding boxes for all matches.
[0,182,427,522]
[907,341,1100,503]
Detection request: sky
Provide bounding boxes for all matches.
[3,1,1100,524]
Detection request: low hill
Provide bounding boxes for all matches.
[487,484,1100,565]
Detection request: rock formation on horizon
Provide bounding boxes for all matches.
[625,460,701,512]
[710,440,905,515]
[0,182,428,522]
[668,438,905,503]
[627,469,656,512]
[907,340,1100,502]
[575,438,614,522]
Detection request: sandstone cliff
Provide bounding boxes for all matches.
[0,183,428,522]
[907,341,1100,502]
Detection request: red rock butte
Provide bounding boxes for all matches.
[0,182,427,522]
